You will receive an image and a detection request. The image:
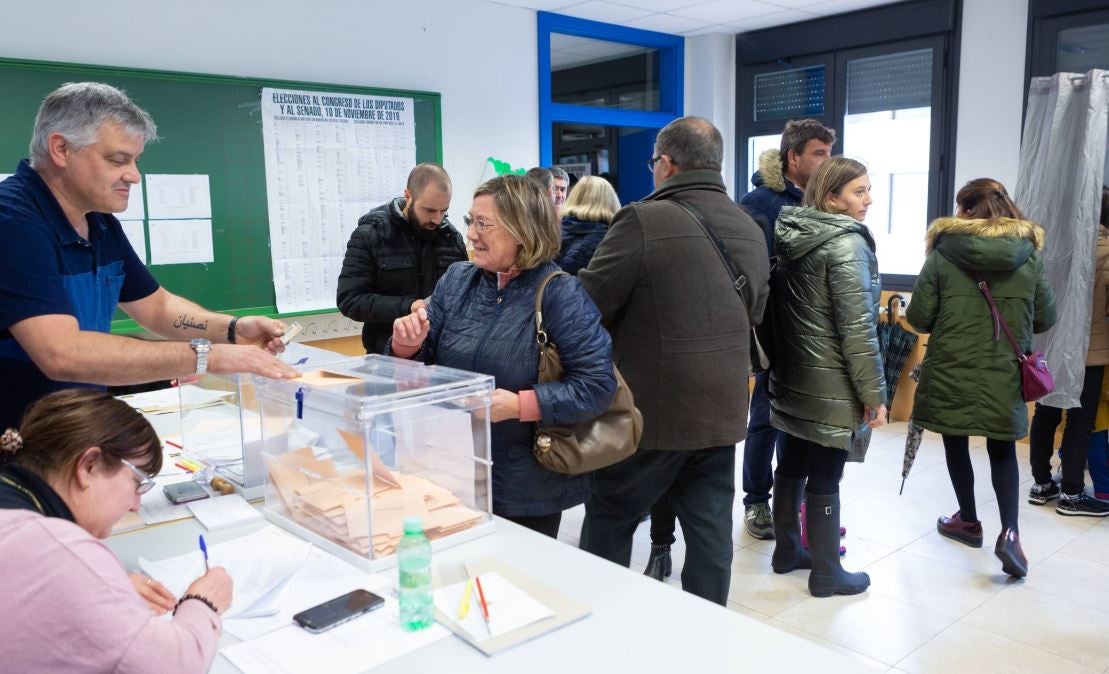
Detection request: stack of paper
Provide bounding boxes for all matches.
[139,526,312,619]
[265,444,484,558]
[121,386,233,415]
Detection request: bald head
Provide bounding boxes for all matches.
[654,116,723,173]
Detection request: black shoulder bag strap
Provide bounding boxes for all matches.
[672,200,772,373]
[670,200,747,297]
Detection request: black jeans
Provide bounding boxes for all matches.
[505,512,563,539]
[1029,365,1105,495]
[649,496,676,546]
[775,433,847,495]
[580,445,736,605]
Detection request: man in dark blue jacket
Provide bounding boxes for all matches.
[737,119,835,540]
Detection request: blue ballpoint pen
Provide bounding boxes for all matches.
[199,535,209,572]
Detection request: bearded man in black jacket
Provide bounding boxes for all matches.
[337,163,467,354]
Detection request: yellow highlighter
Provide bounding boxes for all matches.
[457,578,475,619]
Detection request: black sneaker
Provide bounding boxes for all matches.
[1028,481,1061,505]
[1056,492,1109,517]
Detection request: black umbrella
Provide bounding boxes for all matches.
[900,363,925,494]
[878,294,918,409]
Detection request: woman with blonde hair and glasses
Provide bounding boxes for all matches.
[768,156,886,598]
[0,389,232,672]
[390,174,616,538]
[909,178,1056,578]
[555,175,620,275]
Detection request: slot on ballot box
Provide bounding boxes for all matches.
[178,351,347,499]
[256,355,495,571]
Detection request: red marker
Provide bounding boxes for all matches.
[474,575,491,626]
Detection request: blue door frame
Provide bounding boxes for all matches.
[537,11,685,166]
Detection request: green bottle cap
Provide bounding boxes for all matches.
[403,516,424,535]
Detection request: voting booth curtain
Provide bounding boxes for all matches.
[1014,69,1109,408]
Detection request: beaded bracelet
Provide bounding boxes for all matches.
[174,593,218,616]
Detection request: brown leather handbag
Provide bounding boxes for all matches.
[532,271,643,475]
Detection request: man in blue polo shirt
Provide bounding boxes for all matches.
[0,82,297,429]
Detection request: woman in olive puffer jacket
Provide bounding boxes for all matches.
[907,178,1056,579]
[768,157,886,599]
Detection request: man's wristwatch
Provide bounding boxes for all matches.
[190,338,212,375]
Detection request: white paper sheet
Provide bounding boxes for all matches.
[222,597,449,674]
[121,386,233,413]
[139,525,312,619]
[148,219,214,265]
[261,87,416,313]
[119,220,147,263]
[432,572,554,640]
[116,184,146,221]
[221,548,389,641]
[187,494,264,531]
[146,174,211,219]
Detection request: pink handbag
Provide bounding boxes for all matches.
[974,274,1053,402]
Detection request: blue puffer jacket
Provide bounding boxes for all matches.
[738,149,804,256]
[414,260,616,517]
[555,216,608,276]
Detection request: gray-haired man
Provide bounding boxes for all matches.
[0,82,296,429]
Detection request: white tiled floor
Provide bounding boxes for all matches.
[556,421,1109,673]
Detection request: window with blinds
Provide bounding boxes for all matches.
[846,49,933,115]
[753,65,825,121]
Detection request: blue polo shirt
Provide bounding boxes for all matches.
[0,159,159,429]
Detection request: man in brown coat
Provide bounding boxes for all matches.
[578,117,769,604]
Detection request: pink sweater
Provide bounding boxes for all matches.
[0,509,220,673]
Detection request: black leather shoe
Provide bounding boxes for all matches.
[643,544,672,581]
[995,528,1028,578]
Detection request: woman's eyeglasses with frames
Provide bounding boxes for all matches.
[463,214,498,233]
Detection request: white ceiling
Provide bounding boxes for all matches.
[492,0,902,38]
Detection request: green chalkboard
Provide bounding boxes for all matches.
[0,57,442,333]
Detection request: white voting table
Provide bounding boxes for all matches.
[113,349,863,674]
[109,515,862,674]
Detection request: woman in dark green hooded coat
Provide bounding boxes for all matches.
[907,178,1056,579]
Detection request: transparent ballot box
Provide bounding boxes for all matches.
[179,346,347,499]
[256,355,495,571]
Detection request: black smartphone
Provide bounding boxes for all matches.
[293,589,385,634]
[163,481,210,505]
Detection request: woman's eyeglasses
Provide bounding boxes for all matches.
[463,214,498,234]
[120,458,156,495]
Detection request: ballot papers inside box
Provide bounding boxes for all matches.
[257,355,495,571]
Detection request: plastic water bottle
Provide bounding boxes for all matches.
[397,516,434,631]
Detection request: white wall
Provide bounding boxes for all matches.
[952,0,1030,197]
[0,0,539,204]
[685,33,738,198]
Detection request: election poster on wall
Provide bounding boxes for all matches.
[261,87,416,313]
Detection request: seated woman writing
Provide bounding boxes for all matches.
[0,389,232,672]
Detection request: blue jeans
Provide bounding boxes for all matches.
[1090,431,1109,495]
[742,370,781,506]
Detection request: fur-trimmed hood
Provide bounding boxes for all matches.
[925,216,1045,272]
[753,148,788,193]
[925,217,1044,252]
